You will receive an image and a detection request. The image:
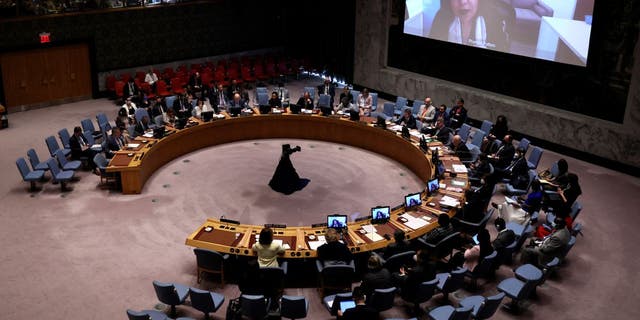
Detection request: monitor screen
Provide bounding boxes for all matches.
[403,0,595,66]
[327,215,348,229]
[427,178,439,195]
[339,300,356,313]
[201,111,214,122]
[371,206,391,223]
[404,192,422,208]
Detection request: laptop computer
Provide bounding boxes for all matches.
[153,126,165,139]
[201,111,214,122]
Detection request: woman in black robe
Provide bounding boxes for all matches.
[269,144,308,195]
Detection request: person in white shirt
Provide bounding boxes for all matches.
[192,99,213,118]
[357,88,373,116]
[144,68,159,93]
[119,99,137,124]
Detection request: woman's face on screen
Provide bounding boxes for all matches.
[450,0,478,21]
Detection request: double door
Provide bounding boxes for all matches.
[0,43,92,109]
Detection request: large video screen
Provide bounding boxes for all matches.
[404,0,595,66]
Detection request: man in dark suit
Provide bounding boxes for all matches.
[172,94,192,115]
[492,217,515,252]
[337,286,378,320]
[383,230,411,259]
[134,115,152,137]
[423,118,453,144]
[449,134,472,162]
[106,127,127,159]
[69,126,98,173]
[228,93,247,117]
[448,97,468,129]
[293,92,314,114]
[122,78,140,99]
[490,134,515,171]
[395,108,417,129]
[209,83,227,113]
[317,78,336,107]
[226,79,247,101]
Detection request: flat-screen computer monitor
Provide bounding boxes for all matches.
[177,110,191,119]
[327,214,348,229]
[404,192,422,209]
[349,110,360,121]
[153,126,165,139]
[229,107,242,117]
[201,111,214,122]
[371,206,390,224]
[427,178,439,196]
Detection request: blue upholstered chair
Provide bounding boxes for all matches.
[381,102,395,120]
[459,292,505,319]
[466,129,485,150]
[393,96,407,116]
[497,266,542,312]
[280,295,308,319]
[46,158,74,192]
[81,118,102,141]
[505,170,537,196]
[350,90,360,104]
[303,86,315,99]
[369,287,396,312]
[164,95,177,111]
[465,251,498,288]
[411,100,422,116]
[316,262,355,297]
[126,309,168,320]
[527,146,543,169]
[93,153,117,186]
[96,112,112,132]
[517,137,530,154]
[46,135,70,157]
[480,120,493,135]
[258,262,288,299]
[428,304,473,320]
[379,250,415,274]
[152,280,189,318]
[55,149,81,171]
[16,157,45,192]
[435,268,467,301]
[240,294,270,320]
[27,148,50,172]
[188,287,225,320]
[58,128,71,149]
[317,94,331,110]
[257,92,269,106]
[370,92,378,111]
[457,124,472,143]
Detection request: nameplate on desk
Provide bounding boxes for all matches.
[264,223,287,229]
[220,218,240,225]
[311,222,328,228]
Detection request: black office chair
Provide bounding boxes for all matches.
[188,287,225,320]
[193,248,229,286]
[152,280,189,318]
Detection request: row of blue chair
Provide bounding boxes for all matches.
[17,148,78,192]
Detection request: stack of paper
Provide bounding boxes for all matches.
[452,164,468,173]
[399,213,429,229]
[143,132,154,138]
[361,225,384,242]
[440,195,461,207]
[127,143,140,149]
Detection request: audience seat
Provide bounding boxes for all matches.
[369,287,396,312]
[316,262,355,297]
[16,157,45,192]
[55,149,81,171]
[527,146,543,169]
[58,128,71,149]
[188,287,225,320]
[323,292,352,316]
[465,250,498,288]
[428,304,473,320]
[46,135,71,157]
[435,268,467,302]
[46,158,75,192]
[240,294,270,320]
[280,295,309,320]
[126,309,168,320]
[27,148,50,173]
[152,280,189,318]
[479,120,493,135]
[459,292,505,319]
[193,248,228,286]
[400,278,438,315]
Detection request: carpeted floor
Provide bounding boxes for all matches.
[1,78,640,319]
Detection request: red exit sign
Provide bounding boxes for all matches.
[39,32,51,44]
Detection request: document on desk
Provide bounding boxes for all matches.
[308,240,326,251]
[361,224,384,242]
[127,143,140,148]
[440,195,460,207]
[399,213,428,230]
[143,132,154,138]
[452,164,468,173]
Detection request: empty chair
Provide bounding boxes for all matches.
[188,287,225,320]
[280,295,308,319]
[317,94,331,114]
[55,149,81,171]
[457,123,472,142]
[16,157,45,192]
[323,292,353,316]
[27,148,50,172]
[93,153,117,186]
[96,113,113,132]
[418,232,461,260]
[527,146,543,169]
[46,158,75,192]
[411,100,422,116]
[257,92,269,106]
[45,135,71,157]
[240,294,270,320]
[128,124,137,138]
[394,96,408,115]
[479,120,493,135]
[435,268,467,301]
[459,292,505,319]
[381,102,395,120]
[497,275,540,312]
[84,130,103,152]
[256,87,268,96]
[350,90,360,104]
[126,309,168,320]
[152,280,189,318]
[193,248,228,286]
[317,263,355,297]
[369,287,396,312]
[517,138,530,154]
[258,262,288,299]
[570,201,583,220]
[134,108,152,124]
[81,118,102,141]
[58,128,71,149]
[428,304,473,320]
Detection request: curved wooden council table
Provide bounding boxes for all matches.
[107,114,469,258]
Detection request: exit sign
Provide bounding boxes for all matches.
[39,32,51,44]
